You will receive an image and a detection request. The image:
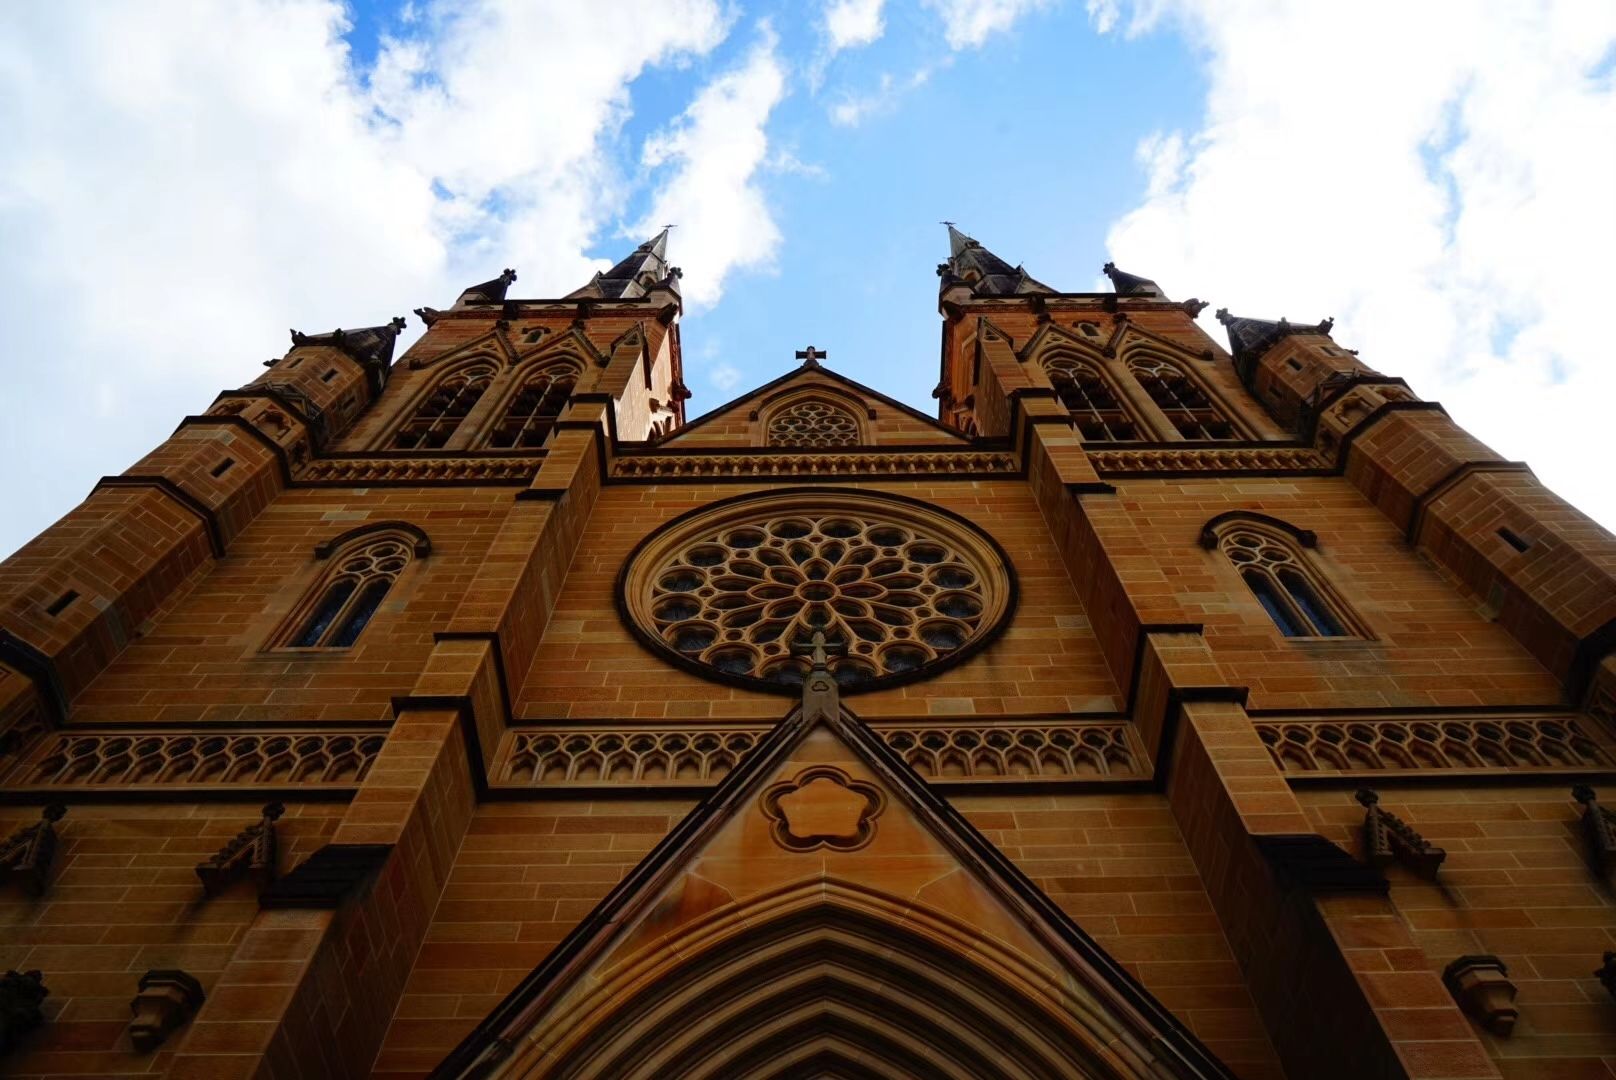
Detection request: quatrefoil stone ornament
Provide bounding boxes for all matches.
[761,767,885,852]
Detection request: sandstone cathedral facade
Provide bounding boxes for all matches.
[2,228,1615,1079]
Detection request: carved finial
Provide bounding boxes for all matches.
[1575,786,1616,875]
[498,268,517,285]
[1215,307,1232,324]
[388,316,407,332]
[1182,298,1209,317]
[1359,788,1444,879]
[0,805,67,897]
[196,803,283,898]
[1596,952,1616,999]
[413,306,440,327]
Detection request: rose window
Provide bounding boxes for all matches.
[766,399,861,447]
[619,491,1014,693]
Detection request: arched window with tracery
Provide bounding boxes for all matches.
[392,361,496,450]
[1204,515,1363,639]
[764,396,863,448]
[1042,353,1140,442]
[487,360,580,449]
[277,528,425,649]
[1126,353,1237,440]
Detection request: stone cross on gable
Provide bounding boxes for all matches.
[795,346,827,368]
[790,629,846,670]
[791,630,846,719]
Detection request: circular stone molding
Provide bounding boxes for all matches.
[617,488,1016,694]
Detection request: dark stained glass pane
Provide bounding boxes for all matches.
[328,578,391,648]
[1243,569,1306,637]
[293,578,356,647]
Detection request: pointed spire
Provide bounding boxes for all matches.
[565,230,681,301]
[1215,308,1335,367]
[457,268,518,305]
[1101,261,1165,299]
[937,225,1054,297]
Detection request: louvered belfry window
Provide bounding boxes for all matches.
[1043,354,1140,442]
[487,362,578,449]
[393,361,496,450]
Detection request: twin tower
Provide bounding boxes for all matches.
[1,227,1615,1079]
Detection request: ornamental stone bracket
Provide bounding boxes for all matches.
[1442,955,1518,1036]
[128,969,205,1052]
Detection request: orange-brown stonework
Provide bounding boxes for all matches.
[2,232,1614,1079]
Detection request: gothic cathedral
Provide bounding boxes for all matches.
[3,228,1615,1080]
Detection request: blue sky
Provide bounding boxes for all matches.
[1,0,1613,558]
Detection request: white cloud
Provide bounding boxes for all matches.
[709,362,744,392]
[829,67,935,127]
[923,0,1054,49]
[0,0,754,558]
[636,27,788,310]
[825,0,887,53]
[1097,0,1616,530]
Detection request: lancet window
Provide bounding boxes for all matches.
[487,361,579,449]
[1210,517,1361,639]
[765,397,862,448]
[392,361,496,450]
[279,532,417,649]
[1126,354,1237,440]
[1042,354,1139,442]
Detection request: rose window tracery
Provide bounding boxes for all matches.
[619,491,1014,694]
[766,399,861,448]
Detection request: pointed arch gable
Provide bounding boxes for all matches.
[427,705,1237,1080]
[658,365,970,449]
[405,328,512,372]
[313,520,432,559]
[527,882,1151,1080]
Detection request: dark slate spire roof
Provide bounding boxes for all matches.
[938,225,1054,297]
[288,316,409,391]
[458,268,518,305]
[1102,262,1164,299]
[565,229,682,300]
[1215,309,1335,367]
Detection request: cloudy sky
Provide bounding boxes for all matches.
[1,0,1613,558]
